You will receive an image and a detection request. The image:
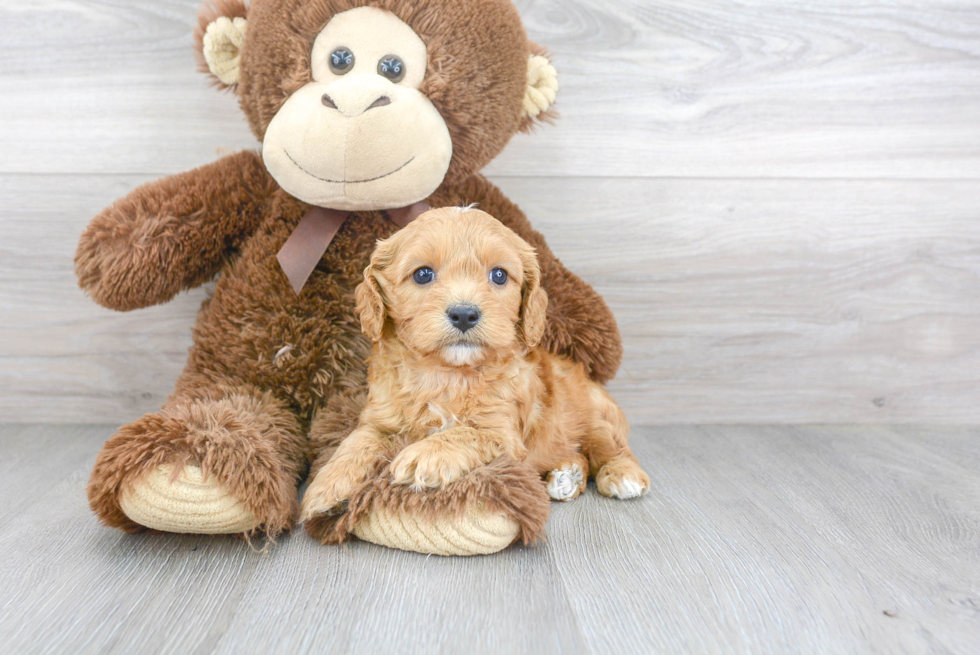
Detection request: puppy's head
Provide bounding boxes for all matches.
[355,207,548,366]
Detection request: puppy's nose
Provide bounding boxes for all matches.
[447,304,481,333]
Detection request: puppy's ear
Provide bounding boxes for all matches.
[354,277,385,342]
[354,240,392,342]
[518,244,549,348]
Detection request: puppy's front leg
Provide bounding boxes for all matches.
[300,426,387,520]
[390,427,525,489]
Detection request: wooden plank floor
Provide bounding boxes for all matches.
[1,424,978,654]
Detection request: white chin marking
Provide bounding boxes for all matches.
[610,477,648,499]
[441,344,482,366]
[547,464,584,501]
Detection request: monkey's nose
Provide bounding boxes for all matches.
[447,304,481,333]
[365,95,391,110]
[321,93,391,115]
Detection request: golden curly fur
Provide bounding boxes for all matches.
[301,208,648,520]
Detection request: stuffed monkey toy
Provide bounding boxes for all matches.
[78,0,622,555]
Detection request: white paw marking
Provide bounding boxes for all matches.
[609,476,648,499]
[547,464,584,501]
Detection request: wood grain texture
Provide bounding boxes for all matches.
[1,424,978,654]
[2,174,978,423]
[548,424,980,654]
[1,0,979,178]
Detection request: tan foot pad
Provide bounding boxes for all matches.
[352,506,520,556]
[119,464,258,534]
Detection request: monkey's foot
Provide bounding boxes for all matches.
[119,464,258,534]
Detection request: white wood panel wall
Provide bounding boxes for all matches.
[1,0,978,424]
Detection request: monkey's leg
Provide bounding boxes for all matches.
[87,381,305,538]
[305,388,368,483]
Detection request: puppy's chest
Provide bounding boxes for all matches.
[416,401,469,437]
[406,387,478,435]
[399,376,523,438]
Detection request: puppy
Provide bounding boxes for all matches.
[301,207,649,520]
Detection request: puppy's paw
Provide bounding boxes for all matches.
[596,457,650,500]
[547,462,586,501]
[391,440,471,489]
[300,464,362,520]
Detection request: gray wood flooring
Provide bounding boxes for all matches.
[1,424,978,654]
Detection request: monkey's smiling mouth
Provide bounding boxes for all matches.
[284,149,415,184]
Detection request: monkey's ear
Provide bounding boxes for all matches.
[194,0,249,89]
[519,44,559,132]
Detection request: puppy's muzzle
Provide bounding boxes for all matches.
[447,304,480,334]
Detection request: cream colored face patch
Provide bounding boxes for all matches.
[262,7,453,211]
[310,7,427,89]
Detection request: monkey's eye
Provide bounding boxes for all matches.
[329,48,354,74]
[413,266,435,285]
[490,268,509,286]
[378,55,406,83]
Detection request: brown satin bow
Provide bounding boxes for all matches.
[276,201,431,294]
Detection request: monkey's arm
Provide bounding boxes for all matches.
[438,176,623,384]
[75,150,278,311]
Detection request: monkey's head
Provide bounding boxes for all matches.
[194,0,558,211]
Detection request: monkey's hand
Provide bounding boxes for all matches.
[75,150,276,311]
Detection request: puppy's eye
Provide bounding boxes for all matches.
[489,268,508,286]
[330,48,355,74]
[378,55,406,83]
[413,266,435,285]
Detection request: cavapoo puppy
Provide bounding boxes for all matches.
[301,207,648,520]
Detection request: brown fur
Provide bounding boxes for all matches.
[89,385,305,535]
[79,0,622,538]
[300,209,647,524]
[75,150,277,311]
[236,0,531,187]
[305,436,551,546]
